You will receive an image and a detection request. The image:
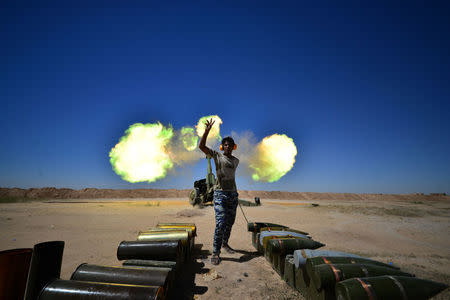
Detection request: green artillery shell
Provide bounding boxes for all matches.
[295,267,310,298]
[273,253,293,277]
[294,250,362,269]
[265,237,299,263]
[259,226,309,236]
[271,253,280,274]
[306,256,399,278]
[267,237,325,255]
[262,235,303,250]
[311,263,414,291]
[251,232,265,253]
[251,232,259,250]
[314,287,335,300]
[335,275,449,300]
[247,222,289,232]
[283,255,296,288]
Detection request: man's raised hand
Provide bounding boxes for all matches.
[205,118,215,132]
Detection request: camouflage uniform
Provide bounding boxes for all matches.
[210,149,239,255]
[213,190,239,254]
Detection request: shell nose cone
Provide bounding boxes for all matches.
[317,242,326,248]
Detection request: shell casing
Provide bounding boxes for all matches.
[117,240,181,262]
[143,229,194,251]
[137,232,190,248]
[137,231,189,240]
[0,248,33,300]
[156,223,197,236]
[146,228,194,238]
[24,241,65,300]
[70,263,173,297]
[122,260,177,272]
[39,279,164,300]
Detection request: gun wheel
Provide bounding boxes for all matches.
[189,189,198,205]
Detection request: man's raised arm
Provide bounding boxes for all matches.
[199,118,215,156]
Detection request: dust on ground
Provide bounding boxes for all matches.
[0,195,449,299]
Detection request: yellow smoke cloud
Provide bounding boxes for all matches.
[180,127,198,151]
[169,126,203,166]
[109,116,221,183]
[196,115,222,140]
[109,115,297,185]
[109,123,174,183]
[249,134,297,182]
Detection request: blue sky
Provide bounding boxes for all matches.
[1,1,449,193]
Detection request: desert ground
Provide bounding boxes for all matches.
[0,188,449,299]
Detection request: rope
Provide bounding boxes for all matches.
[238,201,249,224]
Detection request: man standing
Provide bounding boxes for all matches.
[199,118,239,265]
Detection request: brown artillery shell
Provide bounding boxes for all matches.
[311,263,414,291]
[39,279,163,300]
[117,240,181,262]
[335,275,449,300]
[24,241,64,300]
[0,248,32,300]
[70,263,173,296]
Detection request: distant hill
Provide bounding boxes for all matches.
[1,187,448,202]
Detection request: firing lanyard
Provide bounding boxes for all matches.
[238,201,249,224]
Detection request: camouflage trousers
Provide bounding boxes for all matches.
[213,190,239,255]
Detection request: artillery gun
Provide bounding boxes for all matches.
[189,155,261,207]
[189,155,216,206]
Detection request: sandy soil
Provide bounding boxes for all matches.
[1,195,449,299]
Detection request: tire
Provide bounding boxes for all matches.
[189,189,198,205]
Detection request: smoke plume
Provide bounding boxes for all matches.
[109,115,298,184]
